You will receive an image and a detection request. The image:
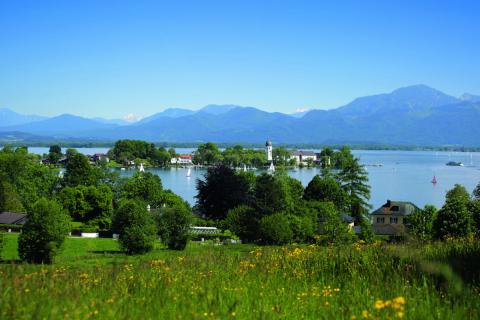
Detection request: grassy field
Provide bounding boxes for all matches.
[1,233,480,319]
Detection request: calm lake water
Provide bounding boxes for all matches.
[28,147,480,210]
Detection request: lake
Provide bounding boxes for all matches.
[28,147,480,210]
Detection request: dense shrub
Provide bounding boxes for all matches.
[433,198,473,240]
[0,232,4,259]
[112,200,157,254]
[317,202,356,245]
[224,205,259,243]
[154,206,192,250]
[259,213,293,245]
[287,214,315,243]
[18,198,71,264]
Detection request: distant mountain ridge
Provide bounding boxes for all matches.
[1,85,479,145]
[0,108,47,126]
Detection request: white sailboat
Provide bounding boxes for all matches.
[186,167,191,177]
[139,163,145,172]
[243,164,247,172]
[268,162,275,173]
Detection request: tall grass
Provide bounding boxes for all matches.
[0,233,479,319]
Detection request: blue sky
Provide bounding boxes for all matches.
[0,0,479,119]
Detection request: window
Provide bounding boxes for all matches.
[376,217,385,224]
[390,217,398,224]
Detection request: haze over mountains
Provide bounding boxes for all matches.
[1,85,479,146]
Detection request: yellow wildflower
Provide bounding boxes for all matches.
[374,300,385,310]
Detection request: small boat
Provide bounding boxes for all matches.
[139,163,145,172]
[121,167,126,171]
[431,175,437,184]
[446,161,464,166]
[268,162,275,173]
[243,164,247,172]
[186,168,191,177]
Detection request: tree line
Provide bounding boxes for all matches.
[0,146,192,263]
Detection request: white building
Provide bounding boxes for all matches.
[171,154,193,165]
[290,150,317,165]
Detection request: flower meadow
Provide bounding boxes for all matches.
[0,234,479,319]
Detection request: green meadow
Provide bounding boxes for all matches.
[1,233,479,319]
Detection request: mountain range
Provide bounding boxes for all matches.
[1,85,479,146]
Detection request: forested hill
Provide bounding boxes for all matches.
[1,85,480,145]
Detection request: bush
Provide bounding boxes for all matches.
[259,213,293,245]
[154,206,192,250]
[287,214,315,243]
[0,233,4,259]
[0,224,23,232]
[18,198,71,264]
[224,205,259,243]
[112,200,157,254]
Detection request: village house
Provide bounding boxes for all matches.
[90,153,109,163]
[290,150,317,165]
[370,200,420,236]
[171,154,193,165]
[0,212,27,232]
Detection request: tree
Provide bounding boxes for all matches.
[319,147,334,168]
[196,165,251,220]
[63,152,98,187]
[48,145,63,164]
[259,213,293,245]
[446,184,471,205]
[272,147,291,166]
[112,200,157,254]
[473,182,480,200]
[154,206,192,250]
[193,142,222,165]
[0,180,25,212]
[0,149,60,212]
[316,202,355,245]
[119,172,163,207]
[224,205,259,243]
[303,175,347,210]
[0,232,4,260]
[254,173,290,216]
[18,198,71,264]
[57,185,114,229]
[287,214,315,243]
[336,157,371,222]
[433,198,473,239]
[405,205,437,241]
[333,146,355,169]
[470,199,480,235]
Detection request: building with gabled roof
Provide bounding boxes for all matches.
[0,212,27,225]
[370,200,420,235]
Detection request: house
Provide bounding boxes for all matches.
[0,212,27,225]
[370,200,420,236]
[91,153,109,163]
[290,150,317,165]
[171,154,193,165]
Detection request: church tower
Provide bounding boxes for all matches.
[265,140,273,162]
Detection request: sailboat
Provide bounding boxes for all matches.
[186,167,191,177]
[243,164,247,172]
[139,163,145,172]
[268,162,275,173]
[431,175,437,184]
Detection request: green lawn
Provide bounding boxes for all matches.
[1,233,479,319]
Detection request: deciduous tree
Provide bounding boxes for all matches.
[18,198,71,264]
